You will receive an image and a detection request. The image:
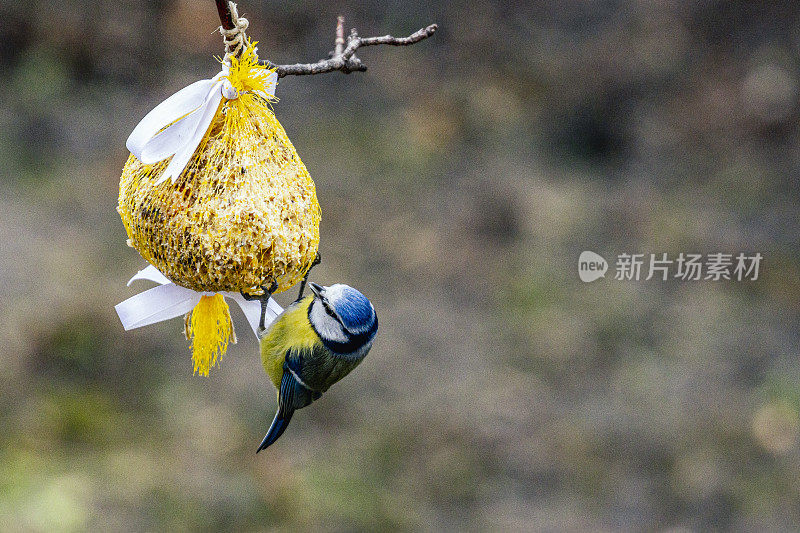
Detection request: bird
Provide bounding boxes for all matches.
[257,281,378,451]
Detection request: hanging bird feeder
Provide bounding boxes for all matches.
[117,6,318,375]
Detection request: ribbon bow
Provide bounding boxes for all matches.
[115,265,283,338]
[125,65,278,185]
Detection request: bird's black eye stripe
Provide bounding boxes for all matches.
[321,299,338,319]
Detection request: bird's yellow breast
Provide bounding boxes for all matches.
[260,296,319,388]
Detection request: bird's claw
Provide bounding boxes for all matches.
[241,282,278,301]
[240,290,257,301]
[241,281,279,331]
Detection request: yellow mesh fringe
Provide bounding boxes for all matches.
[186,294,235,377]
[118,41,320,295]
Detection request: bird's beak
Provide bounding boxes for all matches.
[309,282,324,297]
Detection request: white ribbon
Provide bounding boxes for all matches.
[115,265,283,338]
[126,66,278,185]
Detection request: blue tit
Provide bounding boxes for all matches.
[257,282,378,452]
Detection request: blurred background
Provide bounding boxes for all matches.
[1,0,800,530]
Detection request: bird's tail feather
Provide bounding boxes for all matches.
[257,361,322,453]
[257,409,294,453]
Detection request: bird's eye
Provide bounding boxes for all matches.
[321,300,337,319]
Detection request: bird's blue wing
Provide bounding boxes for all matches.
[280,358,323,411]
[257,353,322,452]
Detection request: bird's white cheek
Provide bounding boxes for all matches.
[310,303,348,342]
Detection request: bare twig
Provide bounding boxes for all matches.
[334,16,346,56]
[268,20,438,78]
[213,3,437,78]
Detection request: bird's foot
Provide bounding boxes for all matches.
[241,281,279,331]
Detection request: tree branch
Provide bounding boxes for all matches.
[213,2,437,78]
[215,0,236,31]
[266,19,438,78]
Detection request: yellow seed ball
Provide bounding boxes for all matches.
[118,95,320,294]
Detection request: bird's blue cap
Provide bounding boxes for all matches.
[323,284,376,334]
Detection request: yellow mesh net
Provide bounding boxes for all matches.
[118,43,320,296]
